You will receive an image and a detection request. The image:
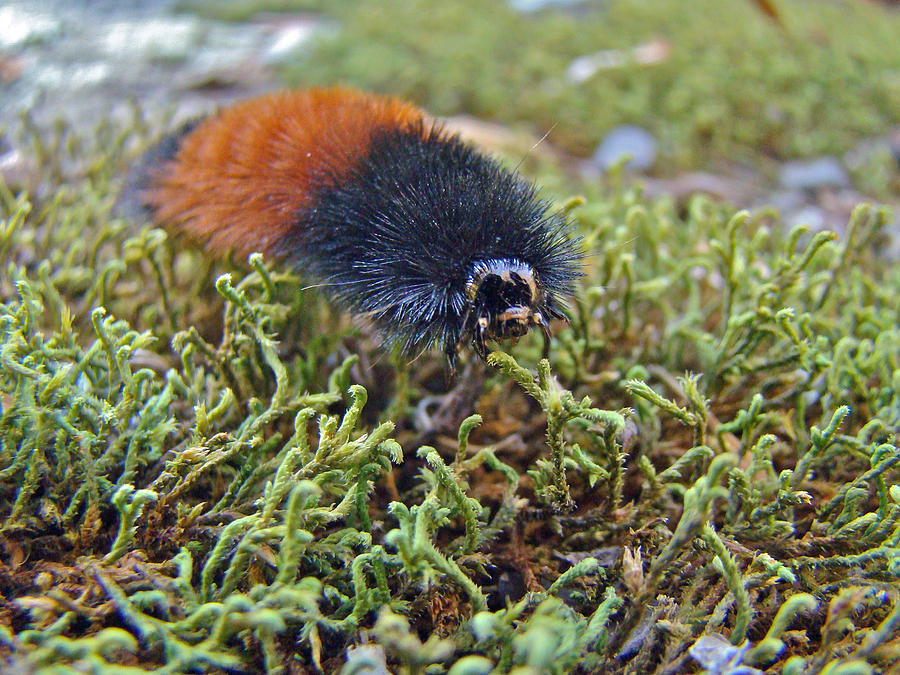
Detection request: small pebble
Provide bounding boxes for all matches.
[688,634,762,675]
[0,147,36,189]
[262,20,320,64]
[592,125,657,171]
[778,157,849,190]
[786,205,827,230]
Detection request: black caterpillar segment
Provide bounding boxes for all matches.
[276,124,582,369]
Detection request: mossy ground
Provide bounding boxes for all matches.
[2,1,900,673]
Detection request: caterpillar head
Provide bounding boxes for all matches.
[453,258,562,370]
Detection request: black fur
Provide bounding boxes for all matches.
[276,124,582,359]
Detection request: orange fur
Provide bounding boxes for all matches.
[144,87,431,257]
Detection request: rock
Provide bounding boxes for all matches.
[764,189,807,215]
[0,5,61,49]
[785,205,827,231]
[261,18,322,65]
[689,634,762,675]
[102,17,202,62]
[778,157,849,190]
[591,125,657,171]
[0,145,37,189]
[642,171,763,204]
[32,62,112,91]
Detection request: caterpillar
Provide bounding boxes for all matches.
[130,87,582,371]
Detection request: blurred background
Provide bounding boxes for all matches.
[1,0,899,235]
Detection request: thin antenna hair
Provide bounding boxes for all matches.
[514,122,558,173]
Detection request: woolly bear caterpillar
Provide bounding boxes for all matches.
[131,87,582,370]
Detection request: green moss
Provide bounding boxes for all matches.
[0,108,898,672]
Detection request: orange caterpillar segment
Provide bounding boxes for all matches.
[144,87,431,256]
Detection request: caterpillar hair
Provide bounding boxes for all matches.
[129,87,582,371]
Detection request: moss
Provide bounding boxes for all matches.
[0,107,898,672]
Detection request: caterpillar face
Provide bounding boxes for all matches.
[463,259,554,363]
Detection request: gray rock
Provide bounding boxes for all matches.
[763,189,807,214]
[778,157,849,190]
[592,124,657,171]
[785,205,827,231]
[689,634,763,675]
